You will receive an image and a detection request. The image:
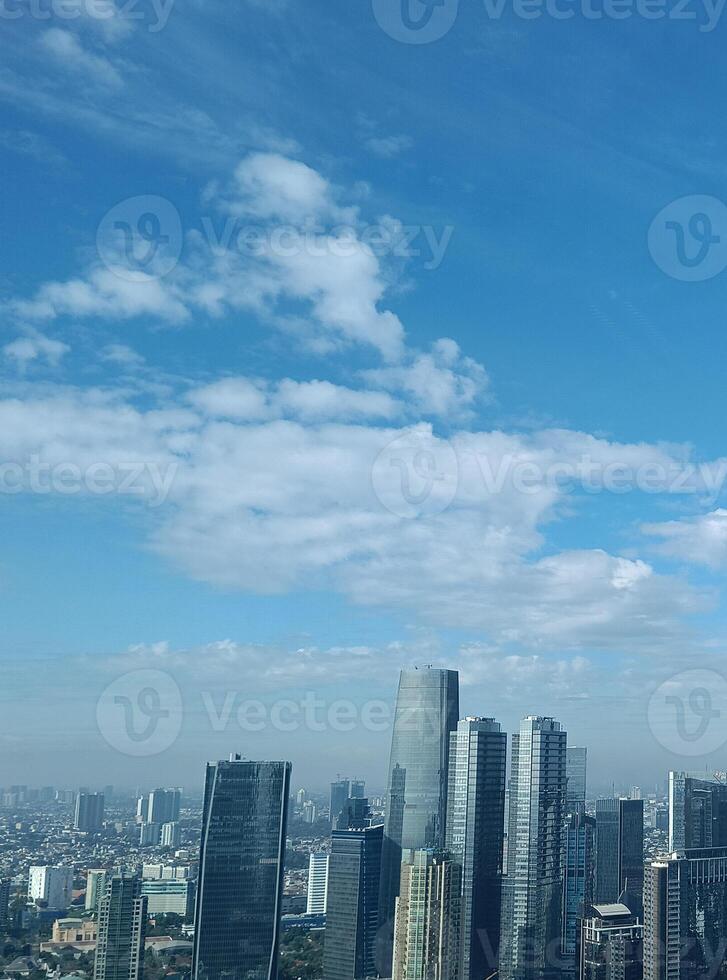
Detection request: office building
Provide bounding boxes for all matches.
[306,853,329,915]
[336,796,372,831]
[668,772,727,850]
[499,716,567,980]
[595,801,620,904]
[139,823,161,846]
[331,778,351,825]
[141,878,195,917]
[142,864,192,881]
[303,801,317,824]
[445,717,506,980]
[324,823,383,980]
[74,793,105,832]
[86,870,108,912]
[350,780,366,799]
[28,866,73,910]
[53,918,98,942]
[644,847,727,980]
[580,902,642,980]
[148,788,181,825]
[379,667,459,951]
[562,808,596,974]
[296,789,307,807]
[595,800,643,908]
[0,880,10,930]
[94,874,147,980]
[160,822,181,848]
[192,756,291,980]
[567,748,587,807]
[392,849,460,980]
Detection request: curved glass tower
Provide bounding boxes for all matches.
[378,667,459,969]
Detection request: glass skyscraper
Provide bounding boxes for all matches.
[566,748,587,808]
[499,716,567,980]
[192,756,291,980]
[379,667,459,948]
[94,874,147,980]
[445,717,506,980]
[594,799,620,904]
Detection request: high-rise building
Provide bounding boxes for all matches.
[306,853,329,915]
[379,666,459,957]
[86,870,108,911]
[0,880,10,931]
[392,849,460,980]
[668,771,727,850]
[330,778,351,826]
[618,799,644,912]
[303,801,317,824]
[94,874,147,980]
[160,822,181,848]
[445,717,506,980]
[562,807,595,975]
[28,866,73,910]
[336,796,372,831]
[350,780,366,799]
[594,800,620,904]
[595,800,643,908]
[192,756,291,980]
[75,792,105,832]
[148,788,181,825]
[139,822,161,846]
[136,795,149,824]
[323,823,383,980]
[566,748,587,808]
[499,716,567,980]
[644,847,727,980]
[296,788,307,807]
[580,902,643,980]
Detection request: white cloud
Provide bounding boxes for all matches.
[3,330,69,368]
[38,29,123,90]
[364,134,413,159]
[643,509,727,568]
[100,344,145,367]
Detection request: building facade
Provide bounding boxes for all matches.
[566,749,587,808]
[580,903,642,980]
[94,874,147,980]
[445,717,506,980]
[499,716,567,980]
[562,808,596,975]
[74,793,105,832]
[192,756,291,980]
[28,866,73,910]
[306,853,329,915]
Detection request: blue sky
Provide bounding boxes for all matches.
[2,0,727,792]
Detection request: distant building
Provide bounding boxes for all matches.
[148,788,181,825]
[74,793,105,832]
[140,878,194,918]
[142,864,191,881]
[28,866,73,910]
[52,918,98,943]
[296,789,307,807]
[306,853,329,915]
[595,800,644,909]
[94,874,147,980]
[0,879,11,930]
[323,824,383,980]
[330,778,351,826]
[668,772,727,850]
[192,756,291,980]
[303,801,317,824]
[392,850,460,980]
[350,780,365,799]
[567,748,587,807]
[85,870,108,912]
[595,801,620,904]
[562,808,596,975]
[139,823,161,846]
[580,902,642,980]
[160,822,181,848]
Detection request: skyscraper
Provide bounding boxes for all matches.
[148,787,182,825]
[28,866,73,910]
[580,902,642,980]
[160,821,181,848]
[331,778,351,826]
[192,756,291,980]
[566,748,587,808]
[379,666,459,952]
[644,848,727,980]
[86,870,108,912]
[0,880,10,931]
[323,823,383,980]
[392,850,461,980]
[499,716,567,980]
[561,807,595,975]
[668,771,727,850]
[594,800,620,904]
[445,717,506,980]
[595,800,643,908]
[306,853,329,915]
[350,780,366,799]
[94,874,147,980]
[75,792,105,832]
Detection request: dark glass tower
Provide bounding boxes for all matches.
[378,668,459,945]
[323,823,383,980]
[75,792,105,832]
[618,799,644,911]
[94,874,147,980]
[445,717,506,980]
[594,799,619,904]
[192,756,291,980]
